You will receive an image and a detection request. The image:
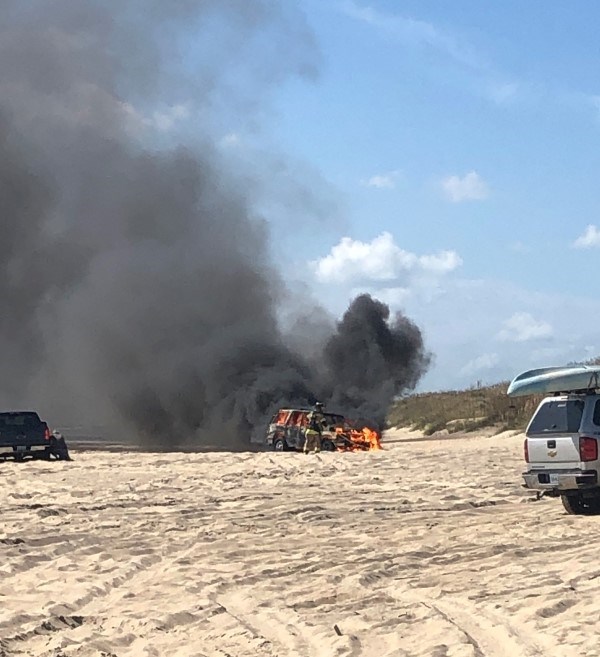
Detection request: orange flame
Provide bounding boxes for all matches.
[335,426,382,451]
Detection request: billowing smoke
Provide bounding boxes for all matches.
[0,1,430,448]
[320,295,430,428]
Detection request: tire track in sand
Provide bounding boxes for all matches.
[388,586,554,657]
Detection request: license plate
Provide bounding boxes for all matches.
[549,473,559,485]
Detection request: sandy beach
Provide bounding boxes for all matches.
[0,429,597,657]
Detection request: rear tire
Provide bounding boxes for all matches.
[273,438,287,452]
[561,492,600,515]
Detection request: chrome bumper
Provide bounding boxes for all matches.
[523,470,598,491]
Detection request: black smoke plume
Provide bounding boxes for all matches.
[0,1,430,448]
[320,295,430,428]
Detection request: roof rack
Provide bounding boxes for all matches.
[552,388,600,396]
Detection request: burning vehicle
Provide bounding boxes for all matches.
[266,407,382,453]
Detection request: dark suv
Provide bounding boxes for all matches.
[0,411,70,461]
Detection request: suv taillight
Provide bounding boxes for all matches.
[580,436,598,462]
[524,438,529,463]
[44,426,50,440]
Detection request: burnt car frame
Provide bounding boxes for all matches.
[265,408,348,452]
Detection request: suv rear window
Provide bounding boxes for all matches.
[528,400,584,434]
[593,400,600,426]
[0,413,41,427]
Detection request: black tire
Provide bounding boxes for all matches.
[273,438,287,452]
[561,492,600,515]
[321,439,336,452]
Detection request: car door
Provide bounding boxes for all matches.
[286,411,305,449]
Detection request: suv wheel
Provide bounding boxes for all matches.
[273,438,287,452]
[321,439,336,452]
[561,492,600,515]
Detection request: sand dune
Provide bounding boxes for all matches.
[0,429,595,656]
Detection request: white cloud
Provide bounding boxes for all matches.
[459,353,500,377]
[151,104,190,131]
[496,312,553,342]
[340,1,481,69]
[361,170,401,189]
[312,232,462,287]
[441,171,489,203]
[573,224,600,249]
[341,2,600,124]
[487,82,519,105]
[220,132,242,148]
[418,251,462,273]
[122,102,191,133]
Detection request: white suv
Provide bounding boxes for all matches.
[523,393,600,514]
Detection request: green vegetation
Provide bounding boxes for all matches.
[387,383,543,436]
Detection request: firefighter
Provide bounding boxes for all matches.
[303,409,323,454]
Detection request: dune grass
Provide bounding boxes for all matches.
[387,383,543,435]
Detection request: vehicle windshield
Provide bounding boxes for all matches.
[528,399,584,434]
[270,410,346,428]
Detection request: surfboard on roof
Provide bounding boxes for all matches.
[507,365,600,397]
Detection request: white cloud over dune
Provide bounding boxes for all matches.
[573,224,600,248]
[361,170,401,189]
[496,312,553,342]
[312,232,462,288]
[442,171,489,202]
[459,352,500,377]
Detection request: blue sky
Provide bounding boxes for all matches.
[212,1,600,392]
